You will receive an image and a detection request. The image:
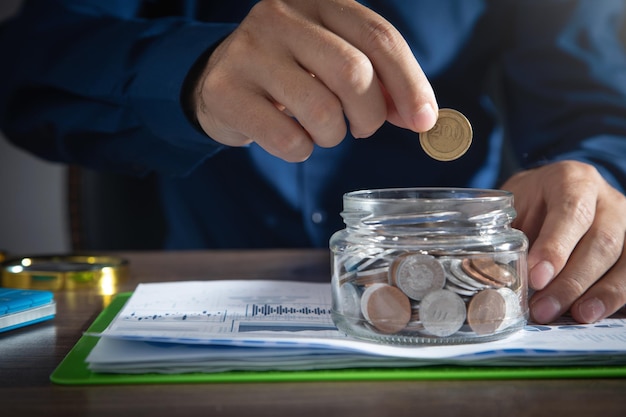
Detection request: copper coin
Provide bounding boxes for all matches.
[448,258,489,290]
[443,260,481,291]
[419,108,473,161]
[389,253,446,300]
[460,258,503,288]
[467,288,507,335]
[470,257,515,286]
[360,283,411,334]
[419,289,467,337]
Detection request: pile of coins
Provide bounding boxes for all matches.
[334,248,524,339]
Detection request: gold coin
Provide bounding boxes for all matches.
[419,108,472,161]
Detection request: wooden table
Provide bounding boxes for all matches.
[1,249,625,417]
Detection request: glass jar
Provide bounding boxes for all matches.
[329,188,528,345]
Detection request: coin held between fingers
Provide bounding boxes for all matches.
[419,108,472,161]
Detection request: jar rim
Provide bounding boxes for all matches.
[344,187,512,203]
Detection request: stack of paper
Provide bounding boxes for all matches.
[86,281,626,374]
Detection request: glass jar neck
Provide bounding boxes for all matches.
[341,188,516,236]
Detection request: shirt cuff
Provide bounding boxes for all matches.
[129,21,236,153]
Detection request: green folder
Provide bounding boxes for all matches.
[50,293,626,385]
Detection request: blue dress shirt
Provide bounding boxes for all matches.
[1,0,625,249]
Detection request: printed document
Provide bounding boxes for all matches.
[87,281,626,373]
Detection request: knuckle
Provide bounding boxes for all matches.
[361,19,404,56]
[249,0,285,21]
[539,241,571,267]
[559,274,588,299]
[202,71,231,99]
[554,161,603,188]
[266,131,311,162]
[306,95,342,127]
[305,98,346,147]
[337,51,374,94]
[562,191,595,229]
[591,228,624,262]
[605,280,626,304]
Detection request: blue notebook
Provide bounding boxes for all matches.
[0,288,56,333]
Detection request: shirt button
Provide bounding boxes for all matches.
[311,211,324,224]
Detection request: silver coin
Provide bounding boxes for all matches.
[337,282,363,318]
[443,261,480,291]
[496,287,522,331]
[355,248,397,271]
[354,266,390,286]
[389,253,446,300]
[341,247,386,271]
[493,252,520,265]
[419,289,467,337]
[445,282,477,297]
[338,270,357,285]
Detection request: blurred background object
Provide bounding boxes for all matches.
[0,0,71,256]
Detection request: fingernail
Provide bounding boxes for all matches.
[530,261,554,289]
[578,298,606,323]
[531,295,561,324]
[413,103,437,132]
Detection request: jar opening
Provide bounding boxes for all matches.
[344,187,512,202]
[341,187,516,231]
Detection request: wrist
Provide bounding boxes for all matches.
[180,43,220,133]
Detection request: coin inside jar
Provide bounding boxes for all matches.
[389,253,445,300]
[418,289,467,337]
[470,257,516,287]
[467,288,507,335]
[419,108,473,161]
[360,283,411,334]
[337,282,363,319]
[461,258,504,288]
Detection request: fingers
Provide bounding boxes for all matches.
[529,181,626,323]
[263,61,349,149]
[263,4,380,142]
[509,162,626,324]
[316,0,438,132]
[197,68,315,162]
[571,256,626,323]
[526,163,599,291]
[193,0,438,161]
[290,37,386,140]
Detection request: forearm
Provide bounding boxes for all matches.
[501,0,626,192]
[0,1,235,176]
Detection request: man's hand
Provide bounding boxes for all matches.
[191,0,438,162]
[501,161,626,324]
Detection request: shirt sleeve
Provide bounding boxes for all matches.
[500,0,626,192]
[0,0,236,176]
